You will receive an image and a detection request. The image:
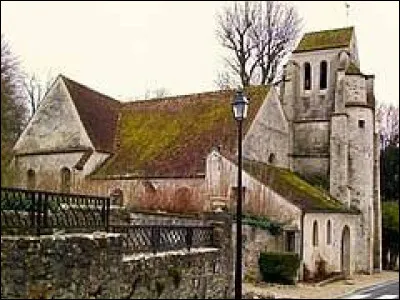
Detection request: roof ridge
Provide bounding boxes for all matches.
[60,74,121,106]
[303,26,354,36]
[122,89,234,106]
[121,85,269,107]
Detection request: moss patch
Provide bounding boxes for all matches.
[345,61,363,75]
[92,86,269,178]
[167,266,182,288]
[294,27,353,53]
[243,159,352,212]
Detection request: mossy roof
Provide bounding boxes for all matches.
[294,27,353,53]
[345,61,364,75]
[242,159,355,213]
[91,85,269,178]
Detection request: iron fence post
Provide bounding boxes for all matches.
[105,197,110,232]
[28,191,35,231]
[186,227,193,251]
[151,226,160,254]
[36,192,41,236]
[43,193,48,229]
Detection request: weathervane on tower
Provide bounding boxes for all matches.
[345,1,350,25]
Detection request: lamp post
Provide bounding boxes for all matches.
[231,89,249,300]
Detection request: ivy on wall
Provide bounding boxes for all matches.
[233,214,284,236]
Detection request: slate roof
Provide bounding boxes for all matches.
[242,159,357,213]
[62,76,121,153]
[294,27,354,53]
[92,85,269,178]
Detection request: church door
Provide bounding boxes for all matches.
[341,225,351,278]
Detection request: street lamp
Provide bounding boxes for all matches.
[231,89,249,300]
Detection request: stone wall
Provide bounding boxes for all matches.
[13,78,93,154]
[292,157,329,182]
[290,48,341,121]
[243,88,289,168]
[240,225,284,281]
[293,121,330,155]
[302,212,359,277]
[1,228,232,299]
[346,105,375,274]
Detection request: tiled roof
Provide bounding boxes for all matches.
[294,27,353,53]
[242,159,356,213]
[91,86,269,178]
[62,76,121,153]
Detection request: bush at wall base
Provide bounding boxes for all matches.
[258,252,301,284]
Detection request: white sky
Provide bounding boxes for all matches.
[1,1,399,105]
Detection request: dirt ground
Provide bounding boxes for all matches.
[244,270,399,299]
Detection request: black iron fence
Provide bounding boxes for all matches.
[1,187,110,235]
[1,187,216,253]
[110,224,214,254]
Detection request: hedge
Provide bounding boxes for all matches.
[258,252,301,284]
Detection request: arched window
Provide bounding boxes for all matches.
[268,153,276,164]
[27,169,36,189]
[320,61,328,90]
[304,62,312,90]
[312,220,319,246]
[327,220,332,245]
[60,167,71,193]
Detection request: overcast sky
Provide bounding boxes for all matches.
[1,1,398,105]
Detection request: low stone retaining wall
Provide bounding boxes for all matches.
[1,232,231,299]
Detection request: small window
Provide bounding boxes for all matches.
[327,220,332,245]
[250,227,256,242]
[110,188,123,206]
[312,221,319,247]
[320,61,328,90]
[268,153,276,164]
[304,62,312,90]
[285,231,296,252]
[27,169,36,189]
[358,120,365,128]
[60,167,71,193]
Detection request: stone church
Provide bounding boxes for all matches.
[10,27,381,278]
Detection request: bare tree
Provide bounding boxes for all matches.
[23,71,54,117]
[1,34,27,142]
[216,1,302,87]
[214,70,238,90]
[1,34,28,185]
[376,103,399,148]
[216,2,258,88]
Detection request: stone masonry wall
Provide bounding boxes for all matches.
[1,231,231,299]
[243,88,289,169]
[13,78,93,154]
[302,213,359,277]
[240,225,283,281]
